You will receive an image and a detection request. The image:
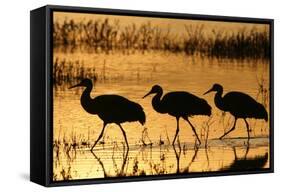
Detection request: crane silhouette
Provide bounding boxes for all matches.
[143,85,211,145]
[204,83,268,140]
[69,78,146,151]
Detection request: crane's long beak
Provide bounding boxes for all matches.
[203,88,213,95]
[143,90,152,99]
[69,83,81,89]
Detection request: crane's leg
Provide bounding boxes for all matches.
[172,144,180,173]
[172,117,180,145]
[120,148,129,175]
[118,124,129,149]
[91,122,106,152]
[219,118,237,139]
[244,119,251,141]
[184,117,201,145]
[91,150,107,177]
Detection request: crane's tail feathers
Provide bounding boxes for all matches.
[203,101,212,116]
[206,105,212,116]
[140,112,146,125]
[192,99,212,116]
[264,113,268,122]
[258,104,268,122]
[138,110,146,125]
[264,111,268,122]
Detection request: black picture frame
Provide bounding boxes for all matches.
[30,4,274,187]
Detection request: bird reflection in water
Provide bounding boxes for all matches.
[220,143,268,172]
[91,146,129,178]
[172,139,199,174]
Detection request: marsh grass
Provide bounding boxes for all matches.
[200,116,215,148]
[256,73,269,109]
[54,19,269,59]
[141,127,153,146]
[254,73,270,134]
[53,57,154,87]
[53,20,270,88]
[53,57,98,88]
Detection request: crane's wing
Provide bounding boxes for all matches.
[94,95,145,124]
[223,91,267,120]
[223,91,258,110]
[161,91,211,116]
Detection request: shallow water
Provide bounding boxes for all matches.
[53,139,269,180]
[53,51,270,181]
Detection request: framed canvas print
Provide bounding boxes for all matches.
[30,5,274,187]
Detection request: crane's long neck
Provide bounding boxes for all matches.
[152,89,165,114]
[81,83,98,114]
[214,89,224,111]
